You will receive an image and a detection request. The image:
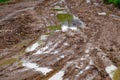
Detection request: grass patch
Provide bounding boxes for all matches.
[16,43,26,47]
[0,0,9,3]
[104,0,113,3]
[37,40,43,44]
[104,0,120,7]
[47,25,61,31]
[113,0,120,7]
[0,58,17,66]
[56,14,73,23]
[113,68,120,80]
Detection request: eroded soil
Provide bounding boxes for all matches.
[0,0,120,80]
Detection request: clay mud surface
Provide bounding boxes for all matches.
[0,0,120,80]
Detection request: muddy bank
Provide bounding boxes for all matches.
[0,0,120,80]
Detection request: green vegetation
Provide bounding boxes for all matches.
[19,50,26,55]
[113,0,120,7]
[0,0,9,3]
[104,0,113,3]
[104,0,120,7]
[45,32,52,35]
[47,25,61,31]
[16,43,26,47]
[37,40,43,44]
[113,68,120,80]
[0,58,17,66]
[56,14,73,23]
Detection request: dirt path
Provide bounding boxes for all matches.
[0,0,120,80]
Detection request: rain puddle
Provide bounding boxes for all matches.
[48,0,86,32]
[84,43,93,53]
[98,12,107,16]
[56,12,85,32]
[25,42,39,52]
[25,35,48,53]
[86,0,91,3]
[105,65,117,80]
[76,60,92,76]
[22,61,52,75]
[34,41,52,54]
[48,70,65,80]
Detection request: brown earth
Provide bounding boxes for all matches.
[0,0,120,80]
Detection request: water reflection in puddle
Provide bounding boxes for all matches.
[25,35,48,53]
[34,42,52,55]
[22,61,52,75]
[25,42,39,52]
[54,1,86,32]
[48,70,65,80]
[105,65,117,79]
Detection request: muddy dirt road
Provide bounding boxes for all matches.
[0,0,120,80]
